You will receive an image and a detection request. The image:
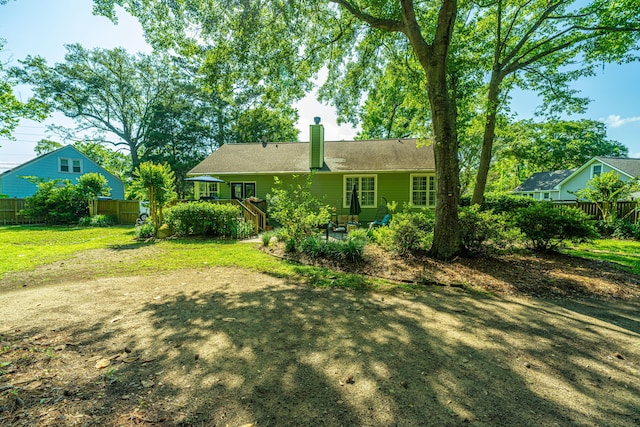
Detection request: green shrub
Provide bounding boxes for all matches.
[135,221,156,239]
[260,231,275,246]
[609,219,640,240]
[22,174,112,225]
[460,192,538,214]
[285,237,297,253]
[343,229,368,262]
[514,203,598,251]
[164,202,253,238]
[266,174,331,245]
[368,225,394,250]
[388,210,434,255]
[458,206,521,255]
[299,229,368,263]
[231,220,255,240]
[78,214,115,227]
[23,180,88,225]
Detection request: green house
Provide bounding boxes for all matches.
[188,120,436,225]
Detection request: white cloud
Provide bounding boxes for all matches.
[603,115,640,128]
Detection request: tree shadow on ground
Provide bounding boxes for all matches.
[2,268,639,426]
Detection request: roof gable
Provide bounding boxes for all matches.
[0,145,122,184]
[556,156,637,188]
[595,157,640,178]
[189,138,435,175]
[515,169,576,192]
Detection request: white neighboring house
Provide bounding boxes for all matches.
[514,157,640,201]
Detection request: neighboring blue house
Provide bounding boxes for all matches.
[513,169,576,201]
[514,156,640,201]
[0,145,125,199]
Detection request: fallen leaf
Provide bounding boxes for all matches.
[110,316,123,323]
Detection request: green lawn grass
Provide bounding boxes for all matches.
[0,225,136,277]
[565,239,640,275]
[0,225,379,290]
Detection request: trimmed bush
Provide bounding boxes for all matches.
[164,202,254,239]
[514,203,598,251]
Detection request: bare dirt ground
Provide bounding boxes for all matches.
[1,243,639,426]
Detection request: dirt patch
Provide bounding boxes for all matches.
[269,244,640,299]
[1,245,639,426]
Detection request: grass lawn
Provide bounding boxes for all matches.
[565,239,640,275]
[0,225,375,290]
[0,226,135,277]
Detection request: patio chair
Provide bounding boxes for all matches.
[368,213,391,230]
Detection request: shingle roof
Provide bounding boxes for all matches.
[596,157,640,178]
[515,169,576,192]
[189,138,435,175]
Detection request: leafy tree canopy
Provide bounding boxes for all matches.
[0,39,48,142]
[507,119,628,173]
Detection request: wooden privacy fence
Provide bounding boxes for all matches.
[89,199,141,225]
[553,201,639,222]
[0,199,43,225]
[0,199,140,225]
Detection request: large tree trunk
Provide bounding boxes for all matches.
[471,71,502,205]
[400,0,460,260]
[426,62,461,260]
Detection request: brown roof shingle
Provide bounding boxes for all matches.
[189,138,435,175]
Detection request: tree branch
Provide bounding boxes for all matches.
[330,0,404,33]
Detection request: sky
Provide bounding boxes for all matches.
[1,0,639,173]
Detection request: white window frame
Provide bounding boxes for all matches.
[343,175,377,209]
[591,163,602,178]
[410,174,436,207]
[59,157,82,174]
[201,182,219,198]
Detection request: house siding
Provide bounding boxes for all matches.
[209,171,435,222]
[0,146,125,199]
[558,161,630,200]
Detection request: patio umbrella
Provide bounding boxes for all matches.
[349,183,361,221]
[184,176,225,183]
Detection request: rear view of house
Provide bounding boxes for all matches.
[0,145,125,199]
[188,119,436,224]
